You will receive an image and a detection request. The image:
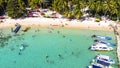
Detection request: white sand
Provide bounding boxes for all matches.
[0,17,119,31]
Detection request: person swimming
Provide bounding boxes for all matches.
[18,52,22,55]
[19,45,24,51]
[58,54,64,59]
[63,35,66,38]
[46,55,49,59]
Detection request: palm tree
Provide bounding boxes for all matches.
[6,0,26,18]
[0,0,7,16]
[87,0,96,16]
[52,0,68,14]
[0,0,3,5]
[73,1,84,19]
[95,1,102,16]
[28,0,43,9]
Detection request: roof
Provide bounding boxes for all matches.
[92,64,102,68]
[97,60,110,66]
[97,54,110,60]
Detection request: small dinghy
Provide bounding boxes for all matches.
[13,23,21,33]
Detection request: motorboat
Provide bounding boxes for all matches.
[96,54,115,64]
[14,23,21,33]
[87,54,115,68]
[92,35,112,40]
[90,43,113,51]
[94,39,116,46]
[88,64,102,68]
[88,63,113,68]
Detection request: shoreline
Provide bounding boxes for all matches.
[0,17,119,32]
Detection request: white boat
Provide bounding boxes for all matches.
[88,64,102,68]
[90,43,113,51]
[87,54,115,68]
[88,63,113,68]
[96,54,115,64]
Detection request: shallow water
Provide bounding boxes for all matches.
[0,27,119,68]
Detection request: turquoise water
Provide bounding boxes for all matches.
[0,27,119,68]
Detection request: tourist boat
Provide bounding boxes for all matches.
[88,63,113,68]
[96,54,115,64]
[90,43,113,51]
[88,64,102,68]
[92,35,112,40]
[87,54,115,68]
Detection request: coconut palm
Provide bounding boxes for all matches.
[87,0,96,16]
[6,0,26,18]
[0,0,2,5]
[28,0,43,9]
[95,1,102,15]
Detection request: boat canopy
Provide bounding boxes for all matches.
[97,60,110,66]
[92,64,102,68]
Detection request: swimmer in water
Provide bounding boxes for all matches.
[58,54,63,59]
[19,45,24,51]
[18,52,22,55]
[46,55,49,59]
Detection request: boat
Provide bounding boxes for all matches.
[87,54,115,68]
[90,43,113,51]
[88,63,113,68]
[13,23,21,33]
[94,39,116,46]
[87,55,115,68]
[92,35,112,40]
[96,54,115,64]
[88,64,102,68]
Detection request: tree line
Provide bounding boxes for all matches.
[52,0,120,21]
[0,0,120,21]
[0,0,45,18]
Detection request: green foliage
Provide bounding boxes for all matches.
[95,18,101,22]
[52,0,83,19]
[0,0,120,20]
[0,0,2,5]
[28,0,43,9]
[6,0,26,18]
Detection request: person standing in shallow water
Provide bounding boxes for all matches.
[18,52,22,55]
[58,54,64,59]
[46,55,49,59]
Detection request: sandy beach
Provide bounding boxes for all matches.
[0,17,119,32]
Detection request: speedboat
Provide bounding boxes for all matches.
[96,54,115,64]
[92,35,112,40]
[14,23,21,34]
[94,39,116,46]
[90,43,113,51]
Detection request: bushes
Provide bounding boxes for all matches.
[6,0,26,18]
[95,18,101,22]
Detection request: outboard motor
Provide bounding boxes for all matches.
[91,35,96,38]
